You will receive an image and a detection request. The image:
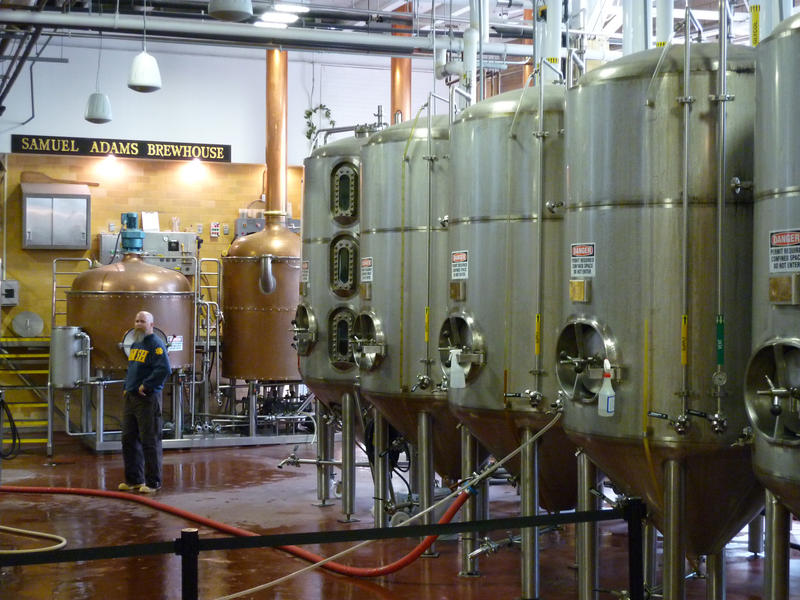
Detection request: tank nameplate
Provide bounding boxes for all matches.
[769,275,800,305]
[360,282,372,301]
[449,281,466,301]
[569,279,591,303]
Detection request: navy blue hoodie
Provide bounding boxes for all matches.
[124,333,171,394]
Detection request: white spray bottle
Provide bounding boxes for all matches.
[449,348,466,389]
[597,358,615,417]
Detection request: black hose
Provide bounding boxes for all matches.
[0,394,21,460]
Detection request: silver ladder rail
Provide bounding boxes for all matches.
[51,258,92,329]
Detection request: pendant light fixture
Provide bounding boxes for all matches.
[128,0,161,93]
[85,33,112,123]
[208,0,253,22]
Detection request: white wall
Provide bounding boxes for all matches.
[0,37,447,165]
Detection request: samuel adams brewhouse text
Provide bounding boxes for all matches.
[12,135,231,162]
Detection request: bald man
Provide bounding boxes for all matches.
[118,311,171,494]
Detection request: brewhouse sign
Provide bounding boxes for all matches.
[11,134,231,162]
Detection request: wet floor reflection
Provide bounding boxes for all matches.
[0,435,797,599]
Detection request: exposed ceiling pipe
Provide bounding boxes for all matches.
[522,6,533,83]
[622,0,648,54]
[0,9,537,56]
[541,0,561,81]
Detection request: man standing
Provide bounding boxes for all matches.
[118,311,171,493]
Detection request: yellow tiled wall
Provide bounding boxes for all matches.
[2,153,304,337]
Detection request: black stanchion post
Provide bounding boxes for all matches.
[178,528,200,600]
[625,498,645,600]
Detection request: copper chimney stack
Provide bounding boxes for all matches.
[390,2,412,123]
[266,48,288,213]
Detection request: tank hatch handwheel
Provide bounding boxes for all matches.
[292,303,318,356]
[555,318,619,402]
[437,313,486,384]
[351,311,386,371]
[745,339,800,443]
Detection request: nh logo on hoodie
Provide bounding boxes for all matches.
[129,348,149,363]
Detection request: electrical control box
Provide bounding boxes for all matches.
[0,280,19,306]
[234,217,301,238]
[98,232,199,275]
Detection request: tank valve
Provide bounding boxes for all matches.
[277,451,300,469]
[411,374,432,392]
[729,176,753,195]
[648,410,691,435]
[757,374,800,416]
[558,350,602,374]
[504,389,542,408]
[468,536,503,559]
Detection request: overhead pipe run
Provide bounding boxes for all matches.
[0,10,538,57]
[391,2,412,124]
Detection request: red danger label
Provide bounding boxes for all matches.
[572,244,595,257]
[361,257,372,267]
[451,251,468,263]
[771,231,800,247]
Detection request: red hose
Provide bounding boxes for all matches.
[0,485,471,578]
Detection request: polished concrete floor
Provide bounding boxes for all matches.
[0,433,798,599]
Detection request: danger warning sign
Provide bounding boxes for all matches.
[770,229,800,273]
[570,243,596,278]
[451,250,469,280]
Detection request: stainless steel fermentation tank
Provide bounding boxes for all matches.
[294,134,366,517]
[353,115,461,481]
[558,44,761,596]
[745,14,800,600]
[295,136,365,409]
[444,85,577,511]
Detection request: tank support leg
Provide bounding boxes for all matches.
[373,408,389,527]
[247,382,257,437]
[663,458,686,600]
[521,427,540,599]
[314,400,333,507]
[338,392,358,522]
[418,411,437,557]
[706,549,725,600]
[459,425,479,577]
[95,381,105,448]
[765,490,790,600]
[172,373,183,440]
[577,450,599,600]
[643,520,658,594]
[748,512,764,555]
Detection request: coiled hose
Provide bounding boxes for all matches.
[0,484,470,577]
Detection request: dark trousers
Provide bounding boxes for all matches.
[122,390,163,488]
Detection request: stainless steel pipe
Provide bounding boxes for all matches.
[706,550,726,600]
[521,427,540,599]
[418,411,436,556]
[459,425,479,576]
[340,392,357,521]
[577,450,598,600]
[315,400,333,507]
[765,490,790,600]
[663,459,686,600]
[373,409,389,528]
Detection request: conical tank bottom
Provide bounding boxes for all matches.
[752,436,800,516]
[451,405,577,512]
[571,433,763,556]
[363,390,462,481]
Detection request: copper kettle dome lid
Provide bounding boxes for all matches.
[226,212,300,258]
[70,253,193,293]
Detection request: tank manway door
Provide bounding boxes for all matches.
[746,340,800,443]
[292,303,318,356]
[556,319,620,402]
[351,311,386,371]
[329,307,357,369]
[438,313,485,384]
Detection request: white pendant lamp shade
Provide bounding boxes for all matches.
[128,50,162,93]
[85,92,113,124]
[209,0,253,21]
